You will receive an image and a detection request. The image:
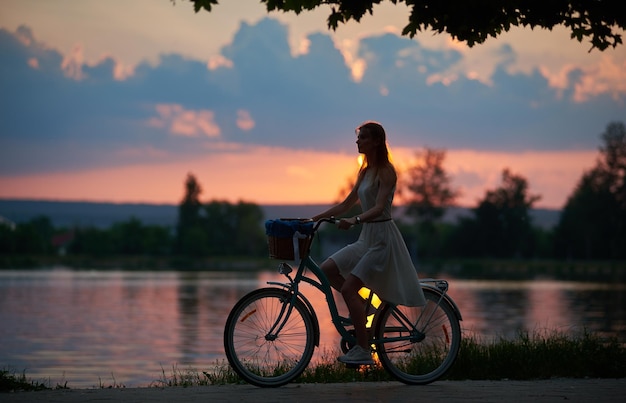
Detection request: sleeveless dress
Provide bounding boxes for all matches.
[329,168,426,307]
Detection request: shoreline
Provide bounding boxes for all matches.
[4,379,626,403]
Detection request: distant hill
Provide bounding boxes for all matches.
[0,199,561,230]
[0,199,331,229]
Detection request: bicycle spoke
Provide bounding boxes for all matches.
[224,288,315,387]
[375,288,461,385]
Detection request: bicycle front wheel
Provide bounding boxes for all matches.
[375,288,461,385]
[223,288,316,387]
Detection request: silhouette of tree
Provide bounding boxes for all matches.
[108,218,173,256]
[176,173,205,256]
[203,201,266,256]
[110,217,145,255]
[476,169,540,257]
[174,173,267,257]
[70,227,114,257]
[555,121,626,259]
[446,169,540,258]
[403,148,459,225]
[183,0,624,51]
[401,147,459,258]
[0,215,54,255]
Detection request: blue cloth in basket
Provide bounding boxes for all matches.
[265,219,314,238]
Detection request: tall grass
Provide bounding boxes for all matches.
[0,369,53,392]
[3,331,624,391]
[448,330,626,380]
[156,331,624,386]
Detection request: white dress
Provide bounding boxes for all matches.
[329,168,426,307]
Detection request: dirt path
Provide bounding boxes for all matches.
[4,378,625,402]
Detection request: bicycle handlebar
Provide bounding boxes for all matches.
[278,217,339,233]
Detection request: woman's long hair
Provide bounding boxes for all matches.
[357,121,391,173]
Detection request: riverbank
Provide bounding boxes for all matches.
[2,257,624,283]
[4,379,626,403]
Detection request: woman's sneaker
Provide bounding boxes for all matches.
[337,345,374,365]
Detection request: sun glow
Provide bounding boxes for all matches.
[0,146,596,209]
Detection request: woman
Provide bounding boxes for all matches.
[311,121,426,365]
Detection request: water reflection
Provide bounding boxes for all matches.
[446,280,626,342]
[0,269,623,388]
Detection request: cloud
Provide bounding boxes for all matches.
[149,104,221,138]
[0,18,624,181]
[60,44,85,80]
[573,56,626,102]
[236,110,255,131]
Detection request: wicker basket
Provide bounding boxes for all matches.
[268,235,312,260]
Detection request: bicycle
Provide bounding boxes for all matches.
[223,218,462,387]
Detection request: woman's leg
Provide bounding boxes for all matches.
[320,258,345,291]
[341,274,368,348]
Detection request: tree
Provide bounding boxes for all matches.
[176,173,204,255]
[599,121,626,208]
[109,218,173,256]
[203,201,266,256]
[69,227,114,257]
[401,147,459,258]
[173,172,269,257]
[447,168,540,258]
[184,0,624,51]
[110,217,145,255]
[0,215,54,255]
[476,169,540,257]
[554,122,626,259]
[402,148,459,225]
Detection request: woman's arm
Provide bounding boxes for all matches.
[349,164,396,224]
[311,170,364,222]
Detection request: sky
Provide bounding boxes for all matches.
[0,0,625,209]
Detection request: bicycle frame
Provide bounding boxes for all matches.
[267,253,356,345]
[266,255,465,354]
[264,219,462,350]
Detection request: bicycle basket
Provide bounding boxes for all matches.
[265,219,314,260]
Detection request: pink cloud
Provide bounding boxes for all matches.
[27,57,39,69]
[61,44,85,80]
[149,104,221,138]
[573,56,626,102]
[236,109,255,131]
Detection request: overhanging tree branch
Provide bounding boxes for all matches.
[181,0,624,51]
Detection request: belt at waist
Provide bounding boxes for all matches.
[367,218,392,223]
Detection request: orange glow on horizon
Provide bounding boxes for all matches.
[0,147,360,205]
[0,147,596,209]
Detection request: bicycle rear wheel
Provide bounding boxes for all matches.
[375,288,461,385]
[223,288,316,387]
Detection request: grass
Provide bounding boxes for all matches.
[448,330,626,380]
[0,369,55,392]
[3,331,624,392]
[152,330,625,387]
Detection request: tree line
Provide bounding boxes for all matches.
[404,121,625,260]
[1,122,624,262]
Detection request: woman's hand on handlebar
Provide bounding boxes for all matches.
[336,217,356,230]
[310,216,357,231]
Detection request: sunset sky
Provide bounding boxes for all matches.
[1,0,624,209]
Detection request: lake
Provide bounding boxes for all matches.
[1,268,624,388]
